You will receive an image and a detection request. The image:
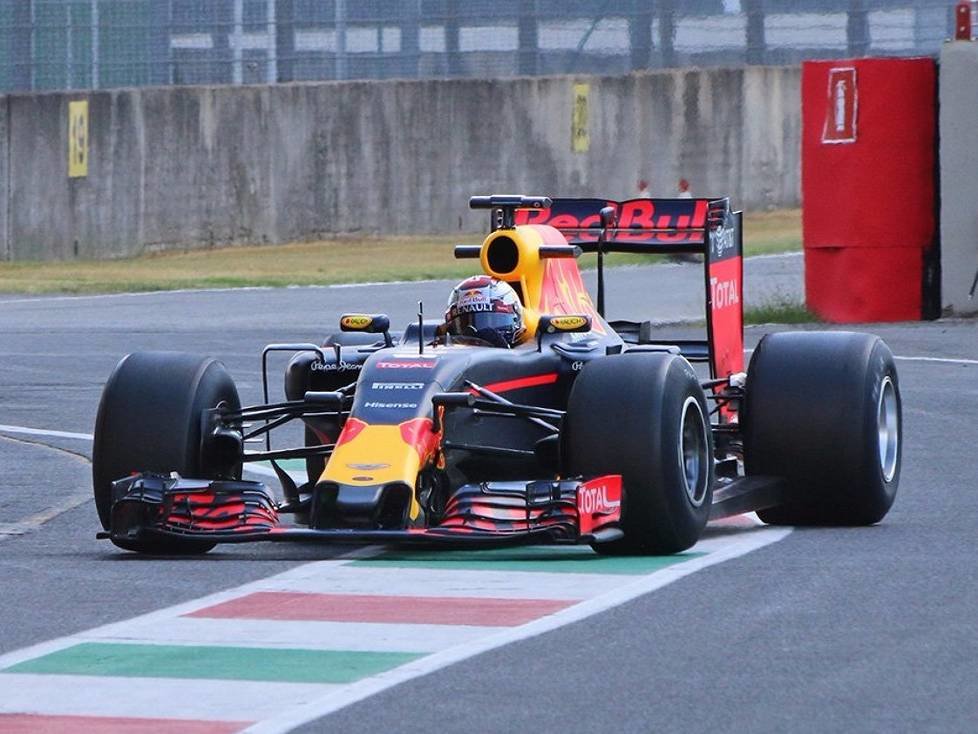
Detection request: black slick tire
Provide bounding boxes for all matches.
[744,331,901,525]
[564,353,714,555]
[92,351,241,554]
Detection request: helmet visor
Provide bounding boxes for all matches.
[446,311,518,346]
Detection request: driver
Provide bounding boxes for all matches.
[443,275,526,348]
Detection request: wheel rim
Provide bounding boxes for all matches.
[679,396,709,507]
[877,376,899,483]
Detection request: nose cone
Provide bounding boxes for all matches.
[319,419,439,526]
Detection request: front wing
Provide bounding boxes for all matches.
[101,474,624,547]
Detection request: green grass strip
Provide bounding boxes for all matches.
[351,546,703,575]
[4,642,421,684]
[743,297,820,325]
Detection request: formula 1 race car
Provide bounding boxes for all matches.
[93,194,902,555]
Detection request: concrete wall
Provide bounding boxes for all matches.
[940,42,978,316]
[2,67,802,261]
[0,94,8,260]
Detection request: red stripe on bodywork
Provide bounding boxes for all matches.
[399,417,440,461]
[335,417,367,447]
[186,591,571,627]
[476,372,559,394]
[0,715,249,734]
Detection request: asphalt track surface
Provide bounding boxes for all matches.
[1,253,977,732]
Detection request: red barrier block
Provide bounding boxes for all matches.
[802,58,937,322]
[806,247,923,323]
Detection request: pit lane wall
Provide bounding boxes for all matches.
[0,67,801,260]
[939,42,978,316]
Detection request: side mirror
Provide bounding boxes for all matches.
[340,313,392,347]
[340,313,390,333]
[536,314,592,352]
[538,314,592,334]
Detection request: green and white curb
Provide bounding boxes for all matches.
[0,516,789,733]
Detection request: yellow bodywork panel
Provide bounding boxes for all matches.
[321,424,423,520]
[478,224,602,337]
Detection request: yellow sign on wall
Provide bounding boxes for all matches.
[68,100,89,178]
[571,83,590,153]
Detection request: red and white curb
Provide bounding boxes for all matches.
[0,519,789,733]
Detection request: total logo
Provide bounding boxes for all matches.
[376,361,437,370]
[578,484,621,515]
[710,276,740,309]
[311,360,362,372]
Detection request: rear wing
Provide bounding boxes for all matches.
[507,197,745,381]
[514,197,719,252]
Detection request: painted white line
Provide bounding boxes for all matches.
[0,424,93,441]
[243,527,792,733]
[0,492,92,537]
[257,565,635,600]
[0,673,336,721]
[0,254,801,305]
[744,349,978,368]
[0,424,306,483]
[0,286,274,306]
[894,355,978,366]
[84,617,505,654]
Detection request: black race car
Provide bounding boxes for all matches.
[93,195,902,555]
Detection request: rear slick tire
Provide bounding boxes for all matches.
[564,353,714,555]
[92,352,241,554]
[744,331,901,526]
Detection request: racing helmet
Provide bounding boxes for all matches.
[444,276,526,348]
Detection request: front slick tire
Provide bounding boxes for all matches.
[565,353,714,555]
[92,352,241,554]
[744,331,901,526]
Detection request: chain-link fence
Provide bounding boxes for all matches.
[0,0,967,94]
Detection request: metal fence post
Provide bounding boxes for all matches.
[399,0,421,79]
[66,2,74,89]
[148,0,171,85]
[231,0,243,84]
[847,0,870,57]
[10,0,34,91]
[629,0,653,71]
[445,0,461,77]
[745,0,766,65]
[518,0,538,76]
[659,0,676,69]
[90,0,99,89]
[335,0,347,81]
[276,0,294,82]
[265,0,277,83]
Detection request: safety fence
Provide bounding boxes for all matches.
[0,0,963,94]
